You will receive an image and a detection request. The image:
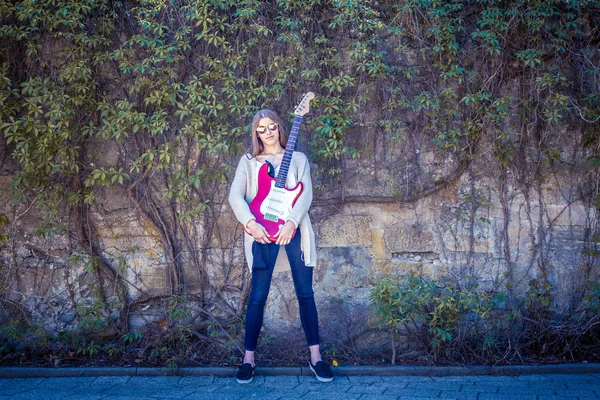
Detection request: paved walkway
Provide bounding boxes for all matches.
[1,372,599,400]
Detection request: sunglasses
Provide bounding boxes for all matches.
[256,123,278,135]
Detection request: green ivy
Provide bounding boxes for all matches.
[1,0,598,206]
[371,273,600,364]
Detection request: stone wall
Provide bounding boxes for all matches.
[0,125,598,352]
[261,155,597,346]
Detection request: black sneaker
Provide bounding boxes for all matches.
[236,363,255,384]
[309,360,333,383]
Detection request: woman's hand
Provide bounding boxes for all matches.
[274,221,296,246]
[247,220,271,244]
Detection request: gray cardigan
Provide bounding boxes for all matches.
[228,152,317,270]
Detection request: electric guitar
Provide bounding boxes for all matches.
[243,92,315,241]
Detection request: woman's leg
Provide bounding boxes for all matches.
[243,242,280,364]
[309,344,322,364]
[285,232,321,363]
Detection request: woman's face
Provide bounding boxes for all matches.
[256,117,280,149]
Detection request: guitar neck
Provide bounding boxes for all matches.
[275,115,303,188]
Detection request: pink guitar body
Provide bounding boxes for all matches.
[245,162,303,241]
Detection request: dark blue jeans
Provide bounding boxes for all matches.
[244,231,320,351]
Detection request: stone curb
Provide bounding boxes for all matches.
[1,363,599,378]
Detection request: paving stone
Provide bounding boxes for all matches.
[406,382,463,390]
[9,393,108,400]
[29,386,97,396]
[438,390,479,399]
[127,376,182,387]
[63,395,109,400]
[183,393,245,400]
[262,376,300,388]
[295,392,362,400]
[36,376,97,389]
[178,376,216,386]
[525,382,568,390]
[5,378,46,387]
[293,382,350,393]
[213,376,264,386]
[241,389,308,399]
[384,376,434,383]
[538,396,579,400]
[147,388,199,398]
[346,384,387,394]
[296,377,351,386]
[474,377,528,386]
[271,389,311,398]
[431,376,491,382]
[100,385,173,397]
[381,387,441,397]
[459,384,500,392]
[569,383,600,389]
[3,392,60,400]
[0,387,33,396]
[0,370,599,400]
[542,374,595,382]
[210,385,275,396]
[93,376,132,385]
[368,398,438,400]
[347,376,384,384]
[239,393,296,400]
[431,377,476,386]
[213,376,268,388]
[513,375,554,382]
[378,376,425,387]
[297,375,350,384]
[555,390,598,398]
[97,396,158,400]
[478,394,537,400]
[498,386,557,394]
[263,376,300,383]
[377,381,408,388]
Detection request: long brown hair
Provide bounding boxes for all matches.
[250,109,288,158]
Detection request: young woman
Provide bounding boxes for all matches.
[228,109,333,384]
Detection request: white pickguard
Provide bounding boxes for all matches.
[259,180,302,222]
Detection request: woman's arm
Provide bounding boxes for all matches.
[228,156,255,228]
[228,156,273,243]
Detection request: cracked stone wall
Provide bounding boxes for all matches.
[0,132,598,350]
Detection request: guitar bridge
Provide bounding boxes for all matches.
[264,213,279,222]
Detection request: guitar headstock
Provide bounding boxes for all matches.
[293,92,315,116]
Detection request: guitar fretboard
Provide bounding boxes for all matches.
[275,115,303,188]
